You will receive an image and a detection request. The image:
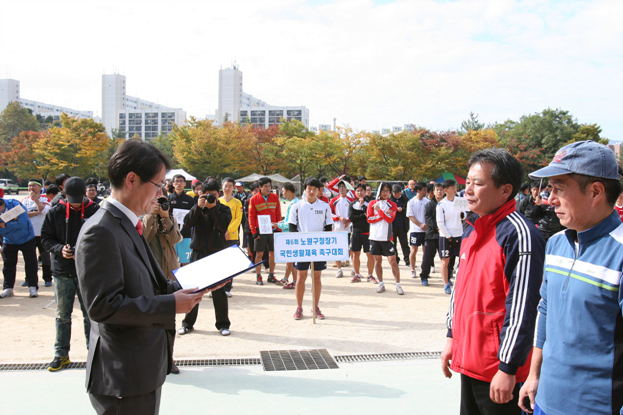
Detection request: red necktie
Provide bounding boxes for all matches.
[136,220,143,236]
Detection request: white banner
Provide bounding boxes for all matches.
[274,232,349,263]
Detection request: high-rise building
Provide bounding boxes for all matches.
[217,66,309,129]
[0,79,93,120]
[102,73,186,139]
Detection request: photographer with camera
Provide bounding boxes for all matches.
[40,177,99,371]
[177,179,232,336]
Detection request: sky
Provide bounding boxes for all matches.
[1,0,621,139]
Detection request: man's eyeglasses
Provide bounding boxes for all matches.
[148,180,166,192]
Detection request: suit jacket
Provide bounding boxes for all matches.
[75,201,178,397]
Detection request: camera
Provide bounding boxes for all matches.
[202,194,217,204]
[157,197,169,212]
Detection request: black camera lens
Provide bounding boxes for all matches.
[206,194,216,204]
[157,197,169,211]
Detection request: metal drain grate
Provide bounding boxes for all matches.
[335,351,441,363]
[0,362,86,371]
[176,358,261,367]
[260,349,339,371]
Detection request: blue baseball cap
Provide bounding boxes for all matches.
[529,141,621,180]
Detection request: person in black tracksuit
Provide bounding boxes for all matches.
[178,179,232,336]
[40,178,99,369]
[389,185,410,266]
[348,184,375,281]
[420,183,455,284]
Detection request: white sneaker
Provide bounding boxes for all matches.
[225,291,232,298]
[0,288,14,298]
[336,269,343,278]
[377,283,385,293]
[396,284,404,295]
[29,287,38,298]
[410,270,417,278]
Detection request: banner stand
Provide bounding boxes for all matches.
[311,262,316,325]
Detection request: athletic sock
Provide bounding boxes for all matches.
[396,282,401,287]
[378,281,385,287]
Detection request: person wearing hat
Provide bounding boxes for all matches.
[41,177,100,371]
[233,181,248,202]
[0,194,38,298]
[21,179,52,287]
[518,141,623,415]
[187,179,202,199]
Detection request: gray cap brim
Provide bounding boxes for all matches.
[529,165,573,179]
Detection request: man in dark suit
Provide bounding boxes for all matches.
[76,140,217,415]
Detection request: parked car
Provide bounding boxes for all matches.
[0,179,19,195]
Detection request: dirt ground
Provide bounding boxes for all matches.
[0,250,451,364]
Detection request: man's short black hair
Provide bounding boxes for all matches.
[342,175,352,183]
[304,177,322,189]
[392,184,403,193]
[202,179,220,193]
[442,179,456,189]
[108,140,171,190]
[568,173,622,207]
[531,180,541,189]
[468,148,522,202]
[319,176,327,184]
[249,181,259,191]
[55,173,70,187]
[358,176,367,181]
[434,183,443,189]
[378,182,392,193]
[426,183,435,192]
[519,183,530,193]
[46,184,60,197]
[29,178,42,186]
[414,181,426,192]
[172,174,185,182]
[282,182,296,193]
[44,180,52,186]
[258,177,272,187]
[354,183,366,191]
[222,177,235,186]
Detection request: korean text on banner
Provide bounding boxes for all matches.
[274,232,349,263]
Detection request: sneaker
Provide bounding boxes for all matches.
[293,307,303,320]
[29,287,38,298]
[404,260,410,267]
[47,356,70,372]
[444,283,452,294]
[177,326,193,335]
[396,285,404,295]
[410,270,417,278]
[275,278,288,286]
[0,288,14,298]
[421,278,429,286]
[21,281,28,287]
[225,291,232,298]
[377,284,386,293]
[219,328,231,336]
[350,274,362,283]
[367,275,378,284]
[44,281,52,287]
[344,261,350,267]
[313,307,325,319]
[283,282,295,290]
[351,270,356,277]
[335,269,343,278]
[267,273,277,284]
[256,275,263,285]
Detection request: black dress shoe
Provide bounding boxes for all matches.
[170,363,180,374]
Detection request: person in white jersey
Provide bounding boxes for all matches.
[288,177,334,320]
[436,179,463,294]
[277,182,299,289]
[406,181,429,280]
[367,182,403,295]
[329,180,354,278]
[22,179,52,286]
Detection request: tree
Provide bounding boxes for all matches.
[32,114,110,177]
[1,130,46,179]
[0,102,40,147]
[151,133,178,167]
[568,123,608,145]
[459,112,485,134]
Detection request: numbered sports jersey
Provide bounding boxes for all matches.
[289,198,334,232]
